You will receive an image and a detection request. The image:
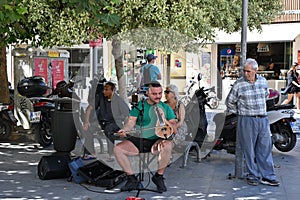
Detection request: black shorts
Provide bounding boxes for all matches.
[127,136,159,153]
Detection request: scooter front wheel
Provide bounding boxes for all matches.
[273,125,297,152]
[32,121,52,147]
[0,119,12,140]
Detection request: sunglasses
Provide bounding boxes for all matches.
[243,70,253,73]
[164,90,172,94]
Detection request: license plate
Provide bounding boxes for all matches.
[30,111,41,123]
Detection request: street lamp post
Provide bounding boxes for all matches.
[235,0,248,179]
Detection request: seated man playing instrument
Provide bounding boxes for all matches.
[114,81,177,193]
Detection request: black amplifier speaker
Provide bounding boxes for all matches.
[38,154,71,180]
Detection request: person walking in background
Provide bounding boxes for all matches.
[164,84,188,145]
[83,81,129,162]
[114,81,176,192]
[281,62,300,112]
[226,58,280,186]
[140,54,162,88]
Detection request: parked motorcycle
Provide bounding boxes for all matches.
[212,100,297,154]
[180,74,219,109]
[16,76,55,147]
[0,84,18,140]
[13,76,80,147]
[0,103,17,140]
[205,86,220,109]
[184,73,209,148]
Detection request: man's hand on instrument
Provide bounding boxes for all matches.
[169,119,177,134]
[116,129,127,138]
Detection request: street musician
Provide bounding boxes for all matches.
[114,81,176,193]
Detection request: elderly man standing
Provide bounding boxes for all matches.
[225,58,280,186]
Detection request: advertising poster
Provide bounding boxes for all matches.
[170,52,186,78]
[34,58,48,83]
[51,59,65,89]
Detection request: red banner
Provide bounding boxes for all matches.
[34,58,48,83]
[51,60,65,90]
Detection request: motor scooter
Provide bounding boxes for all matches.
[212,92,297,154]
[0,103,17,140]
[180,74,220,109]
[13,76,80,147]
[0,85,18,140]
[16,76,55,147]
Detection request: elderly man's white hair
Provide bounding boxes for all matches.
[244,58,258,70]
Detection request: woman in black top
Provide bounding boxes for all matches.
[281,63,300,111]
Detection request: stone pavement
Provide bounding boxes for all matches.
[1,131,300,200]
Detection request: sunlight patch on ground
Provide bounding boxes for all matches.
[0,142,40,149]
[208,193,226,197]
[0,170,32,175]
[185,192,206,198]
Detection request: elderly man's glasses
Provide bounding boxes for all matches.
[164,90,172,94]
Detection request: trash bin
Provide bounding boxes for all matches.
[52,98,80,152]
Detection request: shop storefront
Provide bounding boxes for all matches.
[211,22,300,100]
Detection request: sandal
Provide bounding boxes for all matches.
[106,157,115,162]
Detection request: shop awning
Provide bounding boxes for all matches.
[214,23,300,44]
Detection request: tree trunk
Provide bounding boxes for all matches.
[112,39,129,105]
[0,46,10,104]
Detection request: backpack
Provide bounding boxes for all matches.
[141,65,152,86]
[68,157,87,184]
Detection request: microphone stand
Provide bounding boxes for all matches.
[130,95,161,197]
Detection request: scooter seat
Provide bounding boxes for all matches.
[267,104,294,111]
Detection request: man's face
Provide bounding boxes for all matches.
[103,85,113,98]
[243,65,257,82]
[147,86,162,104]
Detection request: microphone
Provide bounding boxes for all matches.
[131,93,139,106]
[132,93,138,103]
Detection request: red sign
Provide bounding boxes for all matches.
[89,36,103,47]
[34,58,48,84]
[51,60,65,90]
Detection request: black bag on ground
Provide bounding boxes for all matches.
[38,154,71,180]
[78,160,127,189]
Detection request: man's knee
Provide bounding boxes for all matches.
[114,143,122,155]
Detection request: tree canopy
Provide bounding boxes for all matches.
[1,0,282,49]
[0,0,283,102]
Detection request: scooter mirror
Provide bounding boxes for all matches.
[197,73,202,81]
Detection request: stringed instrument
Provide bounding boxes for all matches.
[153,104,174,140]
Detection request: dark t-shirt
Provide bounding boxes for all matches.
[97,98,113,122]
